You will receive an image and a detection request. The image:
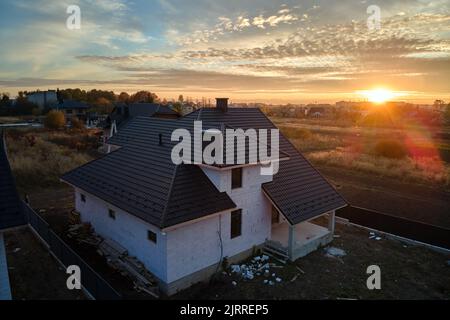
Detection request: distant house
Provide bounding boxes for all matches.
[27,90,58,109]
[306,106,325,118]
[62,98,346,295]
[56,100,90,120]
[104,103,180,130]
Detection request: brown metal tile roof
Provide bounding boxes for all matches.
[0,131,26,230]
[63,107,346,228]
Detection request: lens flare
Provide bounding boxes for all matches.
[357,88,401,104]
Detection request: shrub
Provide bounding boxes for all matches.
[373,139,408,159]
[71,117,85,130]
[44,110,65,129]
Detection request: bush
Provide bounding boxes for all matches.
[373,139,408,159]
[71,117,85,130]
[44,110,65,129]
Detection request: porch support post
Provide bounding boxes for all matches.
[328,210,336,234]
[287,224,295,259]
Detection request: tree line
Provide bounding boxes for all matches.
[0,89,161,116]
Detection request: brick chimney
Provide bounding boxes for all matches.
[216,98,228,112]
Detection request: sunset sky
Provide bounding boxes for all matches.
[0,0,449,103]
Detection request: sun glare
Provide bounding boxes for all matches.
[360,88,397,104]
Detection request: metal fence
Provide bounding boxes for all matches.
[337,205,450,249]
[23,202,122,300]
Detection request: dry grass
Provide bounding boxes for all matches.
[279,125,345,152]
[308,148,450,187]
[274,118,450,188]
[5,129,97,192]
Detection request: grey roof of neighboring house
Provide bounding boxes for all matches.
[62,108,346,228]
[105,103,179,129]
[0,131,26,231]
[57,100,90,110]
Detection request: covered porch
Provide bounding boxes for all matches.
[266,209,336,261]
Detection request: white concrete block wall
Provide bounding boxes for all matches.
[74,189,168,281]
[164,166,273,283]
[73,164,275,286]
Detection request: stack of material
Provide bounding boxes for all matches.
[68,210,81,225]
[66,223,102,246]
[98,238,159,298]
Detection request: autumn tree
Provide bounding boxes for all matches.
[71,116,85,130]
[44,110,66,129]
[118,92,130,103]
[130,91,158,103]
[90,97,114,114]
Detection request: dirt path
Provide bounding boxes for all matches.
[318,165,450,228]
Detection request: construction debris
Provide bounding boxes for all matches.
[229,255,284,284]
[324,247,347,258]
[296,266,305,274]
[69,210,81,225]
[67,222,159,298]
[369,232,382,241]
[290,274,300,282]
[67,223,102,246]
[97,238,159,298]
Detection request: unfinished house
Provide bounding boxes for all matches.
[61,98,346,295]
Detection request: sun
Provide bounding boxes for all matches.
[361,88,396,104]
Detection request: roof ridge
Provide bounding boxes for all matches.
[159,164,179,228]
[196,108,203,120]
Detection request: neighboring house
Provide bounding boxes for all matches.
[55,100,90,120]
[62,98,346,295]
[306,106,326,118]
[104,103,180,130]
[0,131,27,300]
[26,90,58,109]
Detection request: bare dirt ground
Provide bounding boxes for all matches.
[318,165,450,229]
[172,222,450,300]
[21,186,450,300]
[4,228,86,300]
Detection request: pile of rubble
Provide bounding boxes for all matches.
[67,223,102,246]
[369,232,382,241]
[228,254,284,286]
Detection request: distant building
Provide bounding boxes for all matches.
[56,100,90,120]
[26,90,58,109]
[104,103,180,130]
[305,104,332,118]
